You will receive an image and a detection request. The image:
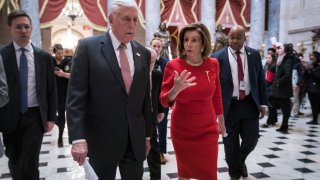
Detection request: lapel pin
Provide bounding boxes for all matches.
[248,52,251,55]
[136,53,140,57]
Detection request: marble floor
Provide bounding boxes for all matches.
[0,108,319,180]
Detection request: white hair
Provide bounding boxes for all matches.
[108,0,138,22]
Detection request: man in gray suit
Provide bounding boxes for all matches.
[0,54,8,107]
[0,54,8,158]
[66,0,152,179]
[0,10,57,179]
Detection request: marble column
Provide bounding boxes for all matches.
[248,0,265,50]
[201,0,216,43]
[20,0,41,47]
[267,0,280,49]
[107,0,115,28]
[145,0,160,46]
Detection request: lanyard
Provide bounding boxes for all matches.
[228,47,247,73]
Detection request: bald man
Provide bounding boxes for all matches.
[211,25,267,180]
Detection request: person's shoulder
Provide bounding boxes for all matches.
[211,47,227,57]
[81,33,106,44]
[207,57,219,64]
[245,46,259,54]
[160,56,169,63]
[131,40,149,53]
[32,45,52,57]
[0,43,14,53]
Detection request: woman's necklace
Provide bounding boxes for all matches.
[186,58,203,66]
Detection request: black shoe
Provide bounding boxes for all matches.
[58,139,63,148]
[298,112,304,115]
[307,121,318,125]
[241,164,248,177]
[261,123,270,128]
[276,128,288,133]
[230,177,240,180]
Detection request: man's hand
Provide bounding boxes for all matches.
[46,121,55,132]
[71,142,88,166]
[145,139,151,157]
[157,113,164,123]
[259,106,267,119]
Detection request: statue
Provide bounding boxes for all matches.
[154,22,171,59]
[213,24,228,52]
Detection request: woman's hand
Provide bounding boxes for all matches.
[217,115,227,137]
[168,70,196,102]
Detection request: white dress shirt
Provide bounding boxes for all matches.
[13,42,39,107]
[228,46,251,97]
[109,29,135,77]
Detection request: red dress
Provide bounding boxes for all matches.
[160,57,223,180]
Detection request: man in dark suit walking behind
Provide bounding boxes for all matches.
[66,0,152,179]
[0,10,57,180]
[211,25,267,180]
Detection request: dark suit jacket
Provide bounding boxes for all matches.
[151,68,164,136]
[155,56,169,73]
[0,43,57,133]
[66,32,152,163]
[211,46,267,118]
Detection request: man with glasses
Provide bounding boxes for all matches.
[0,10,57,180]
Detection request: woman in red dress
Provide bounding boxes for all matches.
[160,23,227,180]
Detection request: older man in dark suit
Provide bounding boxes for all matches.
[66,0,152,179]
[0,10,57,179]
[211,25,267,180]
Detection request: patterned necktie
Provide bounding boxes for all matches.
[235,51,245,100]
[20,48,28,113]
[119,43,132,94]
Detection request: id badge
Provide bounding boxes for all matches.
[239,81,246,91]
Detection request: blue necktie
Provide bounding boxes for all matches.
[20,48,28,113]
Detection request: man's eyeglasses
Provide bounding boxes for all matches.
[11,25,31,31]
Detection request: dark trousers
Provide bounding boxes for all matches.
[3,107,44,180]
[147,137,161,179]
[147,113,161,180]
[266,96,278,125]
[223,97,259,178]
[55,104,66,143]
[90,134,144,180]
[308,92,320,123]
[268,97,292,129]
[157,108,169,154]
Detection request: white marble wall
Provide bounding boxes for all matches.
[279,0,320,57]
